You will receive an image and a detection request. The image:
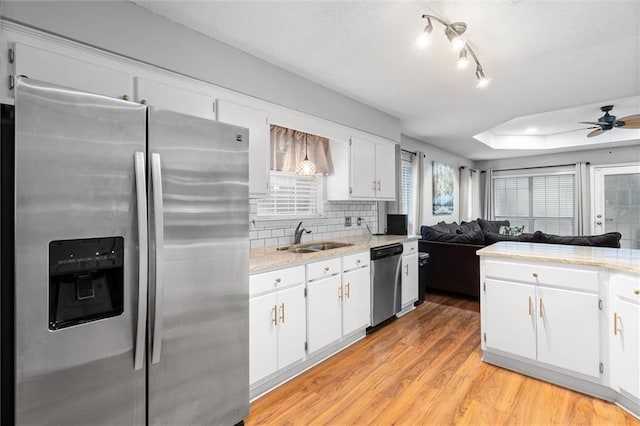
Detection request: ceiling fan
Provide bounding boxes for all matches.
[579,105,640,137]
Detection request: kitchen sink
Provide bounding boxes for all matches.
[281,241,355,253]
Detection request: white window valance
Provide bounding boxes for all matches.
[270,125,333,175]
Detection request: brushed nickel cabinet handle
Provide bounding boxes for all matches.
[271,305,278,326]
[372,181,377,191]
[539,298,544,318]
[528,296,532,316]
[377,180,381,191]
[614,312,621,335]
[346,282,351,299]
[338,285,343,300]
[279,303,285,324]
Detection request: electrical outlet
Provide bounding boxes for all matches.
[345,216,352,227]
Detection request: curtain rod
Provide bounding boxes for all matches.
[401,148,417,155]
[480,162,589,173]
[460,166,478,172]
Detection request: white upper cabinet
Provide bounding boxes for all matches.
[327,136,396,201]
[135,77,216,120]
[216,99,270,198]
[14,43,133,100]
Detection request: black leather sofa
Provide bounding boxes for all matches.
[419,219,622,299]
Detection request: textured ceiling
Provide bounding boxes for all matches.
[132,1,640,160]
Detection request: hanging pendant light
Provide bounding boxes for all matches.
[296,134,317,176]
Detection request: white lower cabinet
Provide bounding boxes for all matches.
[482,259,601,379]
[342,252,371,336]
[484,279,537,360]
[611,273,640,400]
[307,274,342,353]
[401,252,419,309]
[249,267,306,385]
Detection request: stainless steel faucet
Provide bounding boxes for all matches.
[294,221,312,244]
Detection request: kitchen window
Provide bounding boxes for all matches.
[493,166,575,235]
[256,125,331,218]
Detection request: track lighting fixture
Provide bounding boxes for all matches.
[416,14,490,88]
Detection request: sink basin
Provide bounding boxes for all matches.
[283,241,354,254]
[287,248,319,254]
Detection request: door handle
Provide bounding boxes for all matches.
[151,153,165,365]
[596,221,602,225]
[133,152,148,371]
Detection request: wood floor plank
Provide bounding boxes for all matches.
[246,292,639,425]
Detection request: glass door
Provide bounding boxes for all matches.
[592,164,640,249]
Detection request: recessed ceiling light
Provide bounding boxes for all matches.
[525,127,537,134]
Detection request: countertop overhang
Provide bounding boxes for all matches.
[477,241,640,275]
[250,234,419,273]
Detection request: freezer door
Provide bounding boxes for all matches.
[14,78,147,425]
[147,108,249,425]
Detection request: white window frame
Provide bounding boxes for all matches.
[256,171,325,220]
[493,166,576,235]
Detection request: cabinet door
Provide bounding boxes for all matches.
[537,287,600,378]
[217,99,270,198]
[276,285,306,370]
[612,298,640,399]
[342,266,371,336]
[249,293,278,384]
[136,77,216,120]
[15,43,133,100]
[484,279,536,360]
[375,143,396,200]
[307,275,342,353]
[350,137,376,198]
[401,253,419,307]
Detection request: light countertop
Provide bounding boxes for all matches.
[477,242,640,275]
[250,234,419,274]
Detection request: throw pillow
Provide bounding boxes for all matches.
[459,220,481,233]
[477,218,510,234]
[499,225,510,235]
[422,227,485,244]
[484,232,536,245]
[534,231,622,248]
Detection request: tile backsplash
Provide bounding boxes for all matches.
[249,200,379,249]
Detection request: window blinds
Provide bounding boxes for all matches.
[257,172,323,217]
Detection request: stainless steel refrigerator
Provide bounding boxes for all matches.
[2,77,249,425]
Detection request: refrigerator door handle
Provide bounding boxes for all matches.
[134,151,148,371]
[151,153,165,364]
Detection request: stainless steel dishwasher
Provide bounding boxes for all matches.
[370,243,404,328]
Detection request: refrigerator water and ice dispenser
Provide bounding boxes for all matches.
[48,237,124,330]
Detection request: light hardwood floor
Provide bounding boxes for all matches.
[245,292,639,425]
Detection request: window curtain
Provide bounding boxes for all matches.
[471,169,482,219]
[482,169,495,219]
[575,162,589,235]
[270,125,333,174]
[459,167,473,222]
[413,151,425,234]
[389,144,403,214]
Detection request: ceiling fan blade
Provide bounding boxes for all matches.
[587,128,605,138]
[616,114,640,128]
[552,126,598,135]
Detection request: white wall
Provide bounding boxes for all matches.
[0,0,401,142]
[474,142,640,170]
[401,134,474,226]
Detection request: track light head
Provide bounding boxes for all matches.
[445,23,466,51]
[456,49,469,69]
[475,66,490,88]
[415,17,433,48]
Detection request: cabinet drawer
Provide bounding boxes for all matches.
[342,251,370,271]
[485,259,599,293]
[250,265,305,296]
[485,260,599,292]
[611,273,640,304]
[403,241,418,256]
[307,257,341,282]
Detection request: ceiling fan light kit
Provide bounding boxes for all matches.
[416,14,489,88]
[577,105,640,138]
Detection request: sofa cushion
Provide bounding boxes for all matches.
[459,220,482,233]
[422,226,485,244]
[477,218,510,234]
[484,232,536,245]
[534,231,622,248]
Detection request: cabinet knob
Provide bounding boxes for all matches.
[140,99,147,105]
[634,289,640,295]
[121,94,129,101]
[532,272,538,278]
[356,259,361,264]
[274,278,281,287]
[324,267,330,272]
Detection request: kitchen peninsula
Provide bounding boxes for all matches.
[478,242,640,419]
